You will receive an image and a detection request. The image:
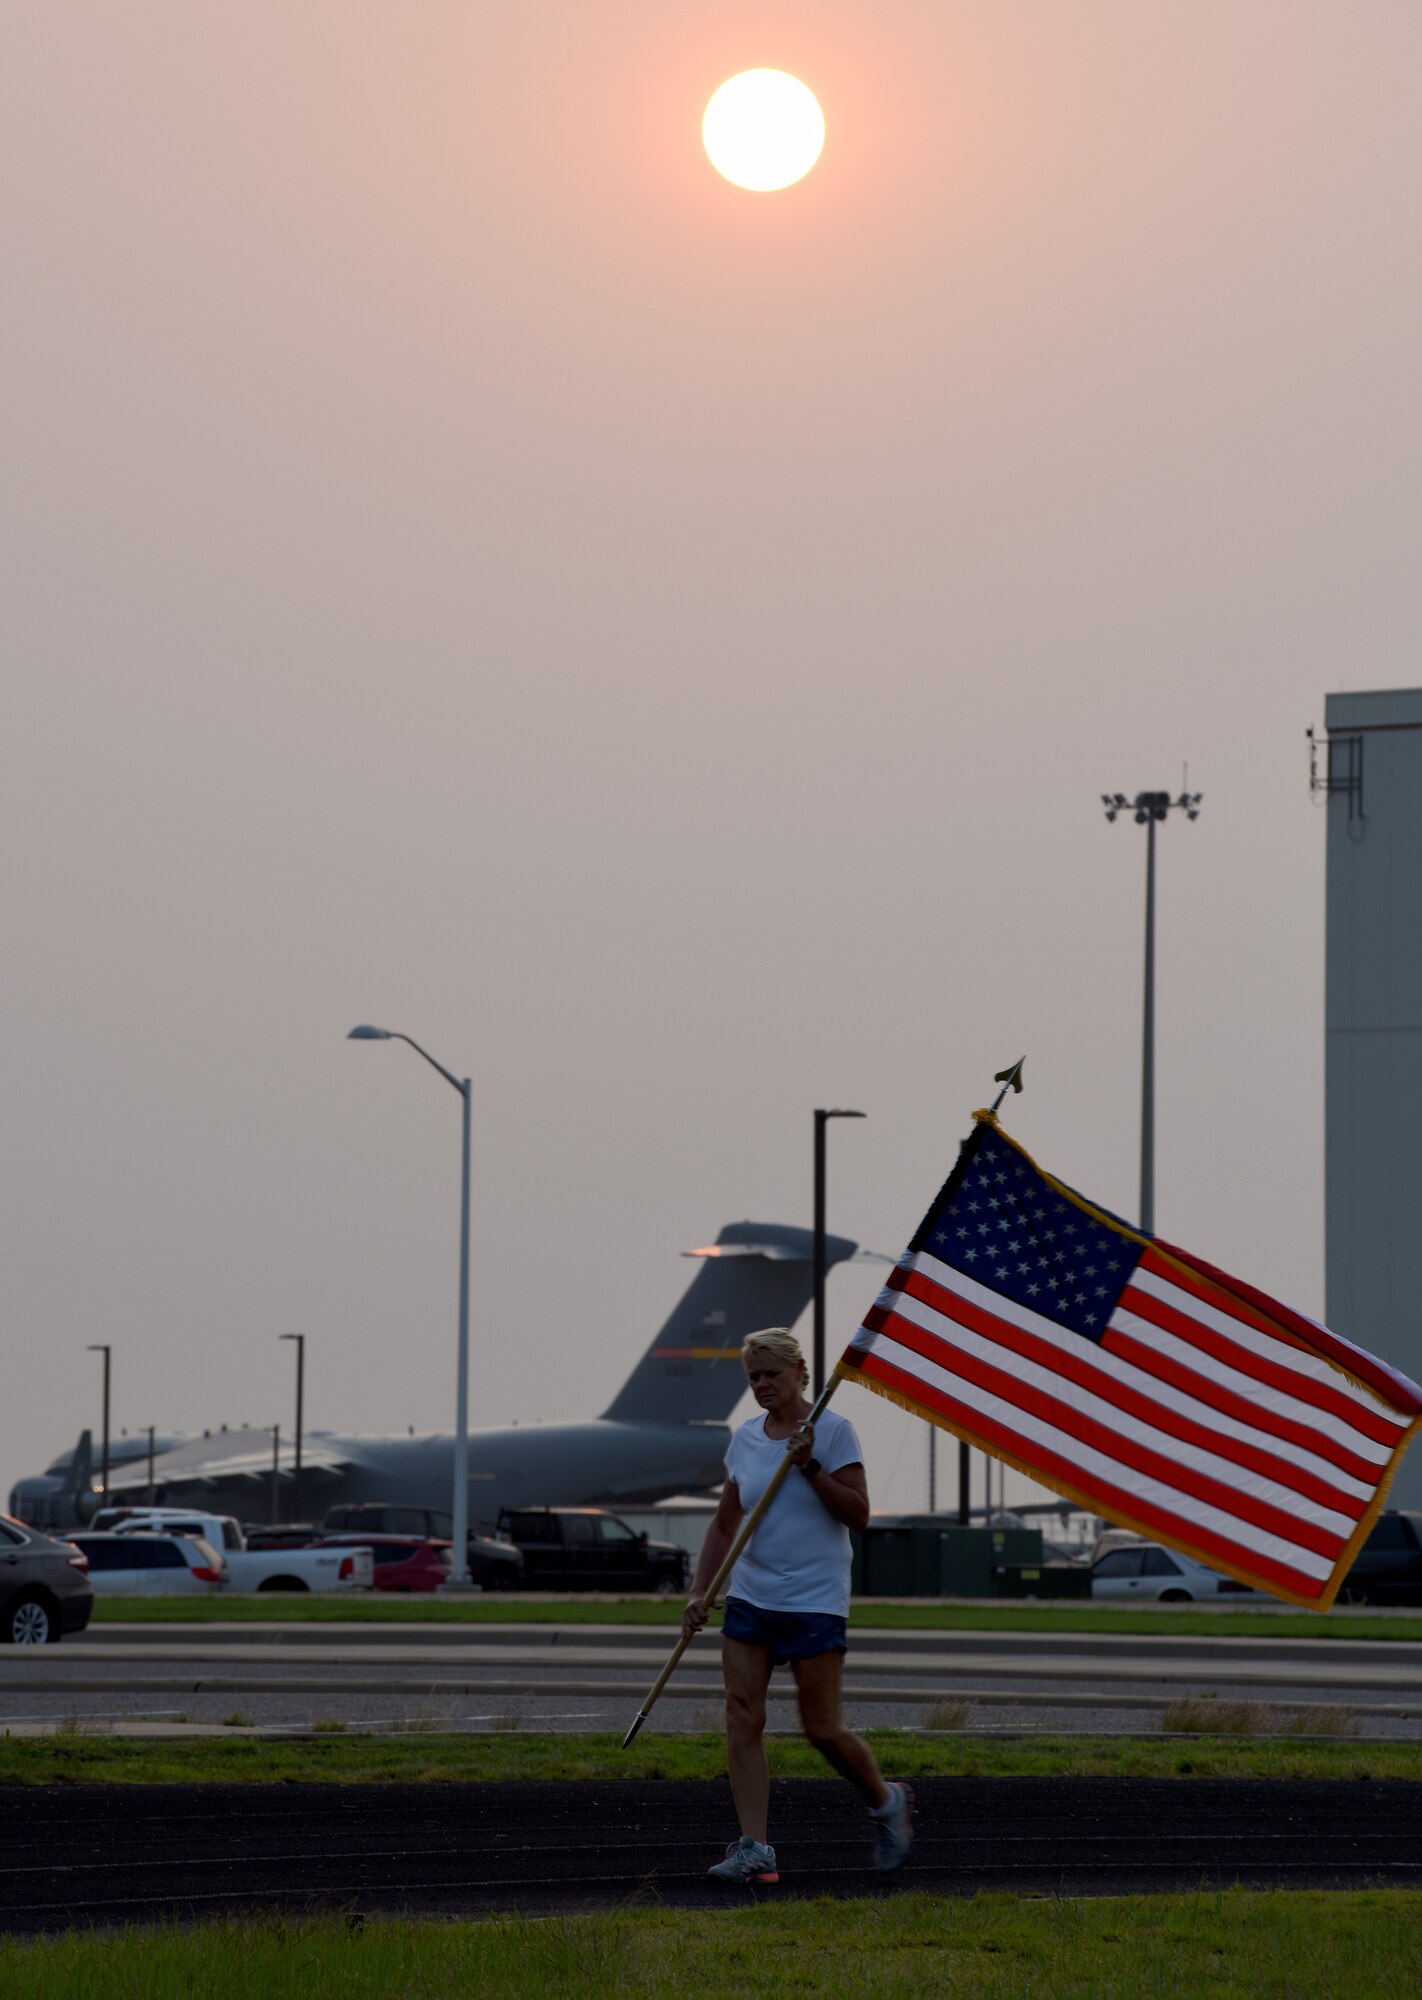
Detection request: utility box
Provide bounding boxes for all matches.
[852,1522,1049,1597]
[992,1562,1092,1600]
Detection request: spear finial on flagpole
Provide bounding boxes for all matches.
[989,1057,1025,1117]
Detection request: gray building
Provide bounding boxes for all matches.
[1322,687,1422,1507]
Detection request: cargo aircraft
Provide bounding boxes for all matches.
[10,1222,873,1533]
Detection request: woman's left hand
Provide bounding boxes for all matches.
[786,1422,816,1468]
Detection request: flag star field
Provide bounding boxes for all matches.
[916,1125,1138,1342]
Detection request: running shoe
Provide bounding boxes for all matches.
[707,1836,780,1885]
[869,1781,914,1871]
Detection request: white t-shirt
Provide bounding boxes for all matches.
[723,1407,864,1618]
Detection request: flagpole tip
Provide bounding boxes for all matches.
[988,1057,1026,1115]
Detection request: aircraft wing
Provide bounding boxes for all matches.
[104,1427,356,1494]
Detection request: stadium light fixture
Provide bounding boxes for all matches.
[1102,790,1202,1233]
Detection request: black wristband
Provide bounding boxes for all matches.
[799,1458,822,1480]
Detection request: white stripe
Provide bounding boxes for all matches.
[1110,1304,1394,1469]
[1288,1304,1422,1409]
[885,1253,1374,1507]
[1132,1265,1410,1432]
[866,1327,1334,1583]
[882,1286,1355,1543]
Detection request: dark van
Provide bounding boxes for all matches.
[497,1508,688,1594]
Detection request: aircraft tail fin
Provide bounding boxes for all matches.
[602,1221,862,1425]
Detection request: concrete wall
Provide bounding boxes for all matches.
[1324,688,1422,1507]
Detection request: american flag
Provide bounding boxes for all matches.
[840,1112,1422,1609]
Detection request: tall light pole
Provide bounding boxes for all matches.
[86,1345,111,1503]
[348,1025,476,1589]
[1102,790,1201,1233]
[278,1333,305,1521]
[813,1109,865,1397]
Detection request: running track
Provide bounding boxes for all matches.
[3,1779,1421,1930]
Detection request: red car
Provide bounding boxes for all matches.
[316,1534,451,1593]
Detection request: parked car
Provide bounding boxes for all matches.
[0,1514,94,1643]
[241,1525,323,1551]
[497,1507,689,1593]
[324,1503,455,1538]
[1090,1540,1259,1602]
[1338,1510,1422,1605]
[69,1532,227,1596]
[321,1504,524,1590]
[98,1508,373,1593]
[315,1534,451,1593]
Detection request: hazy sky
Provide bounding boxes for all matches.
[4,4,1420,1518]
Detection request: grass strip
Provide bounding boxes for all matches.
[87,1595,1422,1643]
[2,1892,1420,1998]
[3,1730,1420,1787]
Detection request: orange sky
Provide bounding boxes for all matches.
[3,4,1421,1513]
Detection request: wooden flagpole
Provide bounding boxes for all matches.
[621,1059,1026,1749]
[620,1373,843,1747]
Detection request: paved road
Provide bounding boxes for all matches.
[3,1624,1419,1737]
[2,1777,1420,1930]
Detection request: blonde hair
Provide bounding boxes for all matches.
[741,1326,809,1387]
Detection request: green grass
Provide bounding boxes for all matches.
[86,1594,1422,1643]
[88,1594,696,1626]
[2,1893,1419,1998]
[2,1730,1419,1788]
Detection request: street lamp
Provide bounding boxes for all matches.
[348,1024,475,1589]
[1102,789,1202,1232]
[86,1345,111,1502]
[812,1109,866,1397]
[278,1333,305,1522]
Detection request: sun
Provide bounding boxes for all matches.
[702,70,825,193]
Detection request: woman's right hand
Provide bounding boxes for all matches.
[682,1592,709,1638]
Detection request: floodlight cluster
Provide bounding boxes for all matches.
[1101,791,1202,825]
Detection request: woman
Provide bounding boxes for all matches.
[683,1326,913,1884]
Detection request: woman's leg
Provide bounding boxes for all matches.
[722,1636,774,1842]
[791,1650,890,1808]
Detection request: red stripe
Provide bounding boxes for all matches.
[1100,1325,1384,1490]
[872,1309,1345,1561]
[891,1266,1363,1522]
[1121,1280,1402,1448]
[856,1347,1328,1602]
[1160,1240,1422,1416]
[1141,1247,1317,1355]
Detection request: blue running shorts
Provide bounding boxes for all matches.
[723,1596,848,1665]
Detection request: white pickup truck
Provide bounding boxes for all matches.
[97,1508,374,1593]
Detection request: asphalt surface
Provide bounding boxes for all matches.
[2,1777,1420,1930]
[4,1623,1420,1738]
